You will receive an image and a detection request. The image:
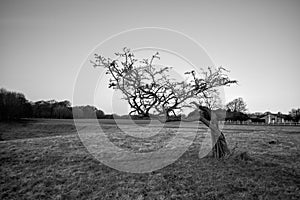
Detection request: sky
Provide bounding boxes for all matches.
[0,0,299,114]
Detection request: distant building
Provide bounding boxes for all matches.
[260,112,281,124]
[258,112,292,124]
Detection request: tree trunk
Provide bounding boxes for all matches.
[197,107,230,159]
[165,111,172,122]
[209,122,230,158]
[163,105,230,159]
[143,112,150,119]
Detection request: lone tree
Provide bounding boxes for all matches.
[226,97,247,113]
[92,48,237,158]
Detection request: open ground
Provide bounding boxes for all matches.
[0,119,299,199]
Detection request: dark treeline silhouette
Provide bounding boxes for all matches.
[32,100,72,119]
[72,105,105,119]
[224,109,249,121]
[187,108,249,122]
[0,88,106,121]
[0,88,32,120]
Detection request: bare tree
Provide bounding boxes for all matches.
[226,97,247,113]
[92,48,237,158]
[92,48,172,118]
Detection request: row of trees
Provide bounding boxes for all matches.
[32,100,73,119]
[0,88,106,120]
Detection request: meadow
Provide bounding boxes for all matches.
[0,119,299,199]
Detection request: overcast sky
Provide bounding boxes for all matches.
[0,0,299,114]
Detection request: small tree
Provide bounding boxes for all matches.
[226,97,247,113]
[289,108,300,122]
[92,48,237,158]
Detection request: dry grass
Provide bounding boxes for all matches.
[0,119,299,199]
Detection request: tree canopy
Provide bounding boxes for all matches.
[92,47,237,120]
[226,97,247,113]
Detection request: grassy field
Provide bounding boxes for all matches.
[0,119,300,199]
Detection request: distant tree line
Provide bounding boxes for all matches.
[0,88,106,121]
